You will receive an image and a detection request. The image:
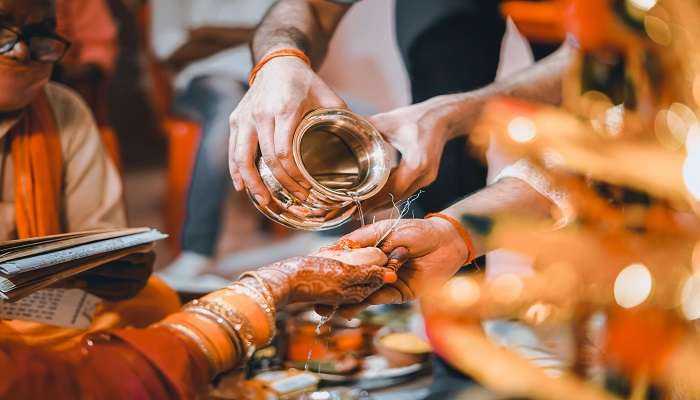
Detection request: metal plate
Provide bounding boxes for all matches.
[315,355,431,390]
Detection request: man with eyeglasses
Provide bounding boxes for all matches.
[0,0,179,350]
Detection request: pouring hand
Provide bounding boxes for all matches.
[228,56,346,205]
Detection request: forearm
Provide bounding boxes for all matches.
[442,177,555,256]
[427,44,574,141]
[168,27,255,68]
[251,0,350,68]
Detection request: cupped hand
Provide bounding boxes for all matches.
[364,98,459,210]
[256,255,396,306]
[228,56,346,205]
[334,218,470,314]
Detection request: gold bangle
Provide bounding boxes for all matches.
[240,271,275,307]
[186,299,257,362]
[160,321,218,375]
[228,281,277,345]
[185,306,242,370]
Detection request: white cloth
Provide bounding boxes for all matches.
[150,0,274,88]
[0,83,126,240]
[494,158,575,228]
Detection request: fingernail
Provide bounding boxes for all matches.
[383,271,397,284]
[254,194,266,205]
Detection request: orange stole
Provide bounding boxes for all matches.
[1,90,180,350]
[9,91,63,238]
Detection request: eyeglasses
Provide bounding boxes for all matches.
[0,24,71,63]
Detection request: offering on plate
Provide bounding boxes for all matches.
[375,332,432,368]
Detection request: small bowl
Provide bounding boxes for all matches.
[373,331,432,368]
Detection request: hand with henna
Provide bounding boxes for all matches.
[328,218,469,318]
[252,249,397,307]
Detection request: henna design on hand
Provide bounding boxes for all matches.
[256,256,390,306]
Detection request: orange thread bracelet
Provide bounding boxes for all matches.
[425,212,476,265]
[248,48,311,86]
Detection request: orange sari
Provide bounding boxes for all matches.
[0,93,209,398]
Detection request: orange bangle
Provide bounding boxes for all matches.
[248,48,311,86]
[425,212,476,264]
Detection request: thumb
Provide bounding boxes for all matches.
[342,219,396,248]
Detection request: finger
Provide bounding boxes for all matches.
[228,119,244,191]
[336,286,405,319]
[384,270,398,284]
[387,246,410,272]
[313,247,388,267]
[234,123,270,205]
[348,264,388,286]
[315,86,348,110]
[367,286,405,304]
[256,115,309,200]
[367,113,390,133]
[341,219,397,248]
[274,111,312,191]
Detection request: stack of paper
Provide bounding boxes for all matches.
[0,228,167,302]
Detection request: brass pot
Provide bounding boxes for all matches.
[249,108,390,230]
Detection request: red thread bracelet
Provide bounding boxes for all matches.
[425,212,476,264]
[248,48,311,86]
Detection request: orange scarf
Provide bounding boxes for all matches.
[9,91,63,239]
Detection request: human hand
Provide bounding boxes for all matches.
[256,254,396,306]
[61,251,155,301]
[364,98,461,210]
[228,56,346,205]
[334,218,470,315]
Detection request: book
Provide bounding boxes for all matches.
[0,228,167,302]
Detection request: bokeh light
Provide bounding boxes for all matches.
[628,0,657,12]
[614,263,653,308]
[692,240,700,271]
[644,15,671,46]
[686,123,700,154]
[507,117,536,143]
[694,75,700,108]
[683,153,700,200]
[604,104,624,137]
[489,274,524,304]
[681,273,700,320]
[446,276,481,308]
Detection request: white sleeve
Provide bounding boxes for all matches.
[46,83,127,231]
[494,159,576,228]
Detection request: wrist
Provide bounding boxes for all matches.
[249,48,311,86]
[426,92,488,140]
[425,212,476,264]
[255,267,293,306]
